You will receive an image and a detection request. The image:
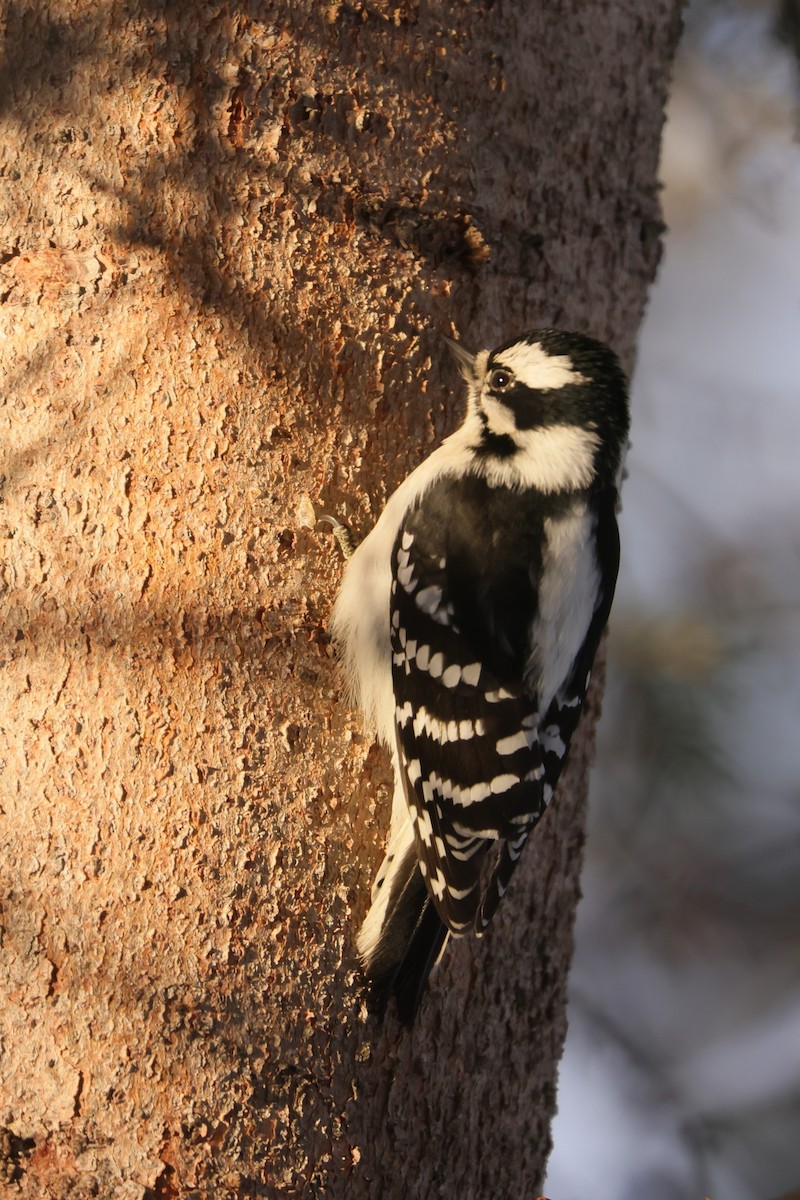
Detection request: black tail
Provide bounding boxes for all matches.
[360,842,449,1024]
[390,896,449,1025]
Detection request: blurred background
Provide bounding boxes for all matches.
[545,2,800,1197]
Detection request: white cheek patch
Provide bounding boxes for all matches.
[481,396,518,438]
[480,424,599,493]
[490,341,587,391]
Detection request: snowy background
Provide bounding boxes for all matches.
[545,3,800,1197]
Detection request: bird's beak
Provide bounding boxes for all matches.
[442,333,477,380]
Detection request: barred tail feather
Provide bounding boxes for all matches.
[357,834,425,983]
[356,820,449,1023]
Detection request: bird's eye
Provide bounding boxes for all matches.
[489,368,512,391]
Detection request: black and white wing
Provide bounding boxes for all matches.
[478,490,621,928]
[390,516,546,937]
[390,482,621,941]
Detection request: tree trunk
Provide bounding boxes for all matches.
[0,2,682,1196]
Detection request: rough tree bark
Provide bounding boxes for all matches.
[0,2,682,1197]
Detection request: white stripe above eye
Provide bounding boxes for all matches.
[490,341,587,390]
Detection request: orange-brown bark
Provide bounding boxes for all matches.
[0,2,681,1196]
